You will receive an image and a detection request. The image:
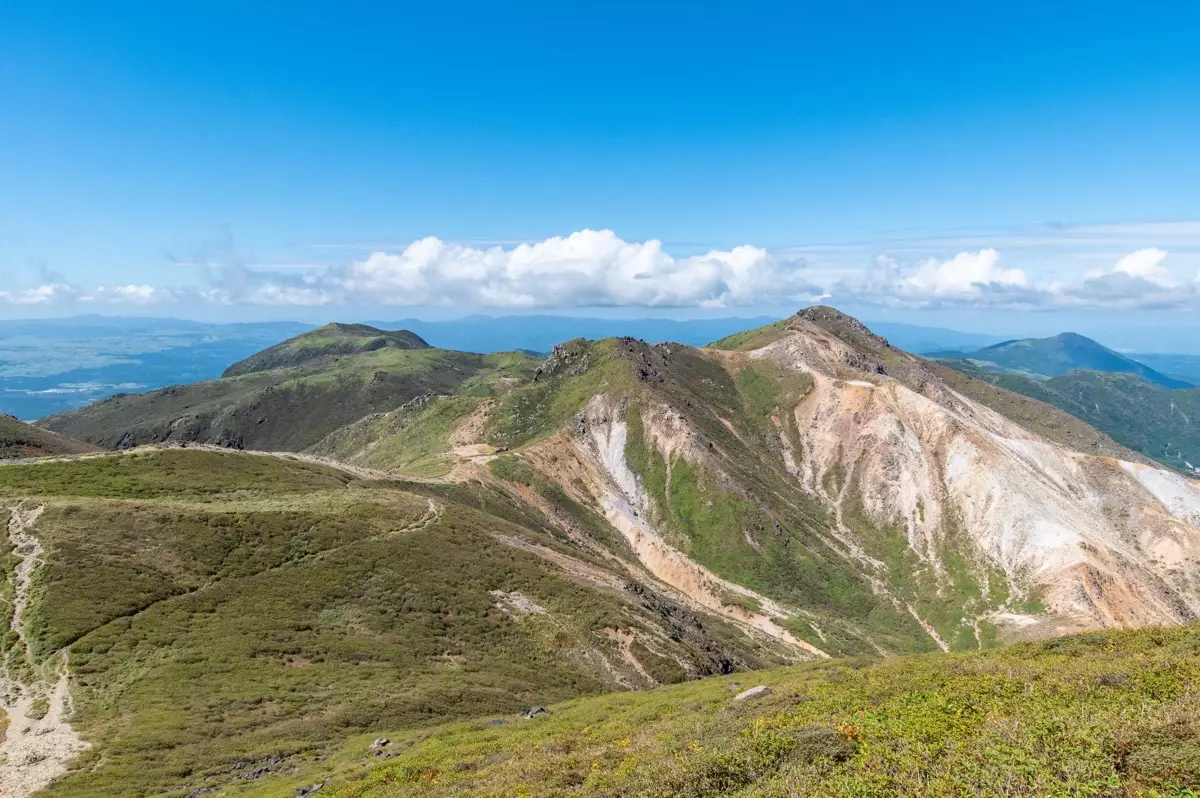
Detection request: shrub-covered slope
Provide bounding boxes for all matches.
[270,623,1200,797]
[222,323,431,377]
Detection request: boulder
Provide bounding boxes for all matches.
[733,685,773,701]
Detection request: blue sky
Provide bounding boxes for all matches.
[2,1,1200,338]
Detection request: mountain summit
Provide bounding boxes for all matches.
[222,322,431,377]
[41,324,536,451]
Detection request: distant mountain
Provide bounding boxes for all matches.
[41,324,538,452]
[222,322,430,377]
[861,321,1005,353]
[930,332,1192,388]
[0,413,98,458]
[1127,352,1200,387]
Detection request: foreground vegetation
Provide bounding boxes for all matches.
[0,450,773,797]
[256,624,1200,797]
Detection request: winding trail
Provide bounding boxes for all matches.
[0,504,90,798]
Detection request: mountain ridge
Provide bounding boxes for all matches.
[6,306,1200,795]
[0,414,98,459]
[39,324,539,452]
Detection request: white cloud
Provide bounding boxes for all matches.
[5,227,1200,314]
[844,249,1036,308]
[1111,247,1174,284]
[0,283,76,304]
[80,284,178,305]
[902,249,1027,297]
[1058,247,1200,309]
[328,230,822,308]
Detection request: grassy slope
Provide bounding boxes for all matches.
[311,351,539,476]
[313,395,483,477]
[0,450,773,797]
[0,414,98,459]
[39,347,540,453]
[943,362,1200,473]
[259,623,1200,797]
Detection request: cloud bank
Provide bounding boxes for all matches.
[4,227,1200,312]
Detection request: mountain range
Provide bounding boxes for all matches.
[2,308,1199,796]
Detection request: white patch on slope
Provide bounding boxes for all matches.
[488,590,549,618]
[1,504,90,798]
[580,395,828,659]
[1119,461,1200,525]
[584,396,643,505]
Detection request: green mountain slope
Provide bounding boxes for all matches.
[931,332,1192,388]
[265,623,1200,797]
[942,361,1200,475]
[38,325,540,452]
[0,414,98,459]
[1,449,779,797]
[222,322,431,377]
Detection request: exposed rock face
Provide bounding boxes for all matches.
[509,309,1200,652]
[749,318,1200,633]
[534,339,592,381]
[733,685,773,701]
